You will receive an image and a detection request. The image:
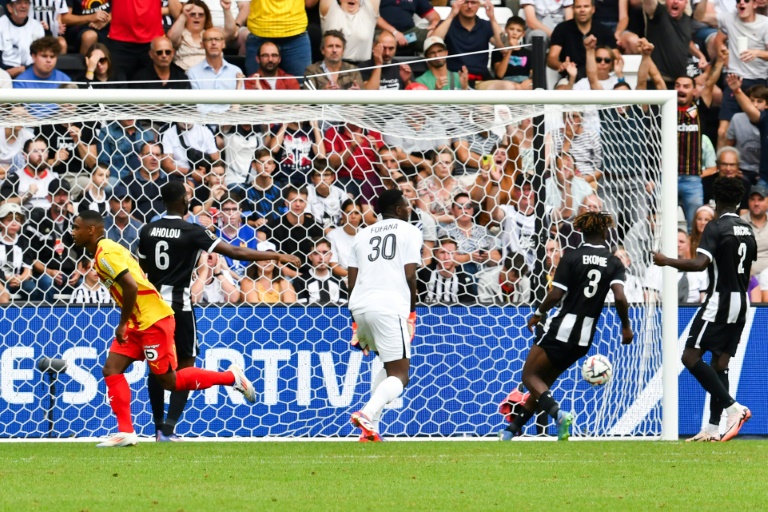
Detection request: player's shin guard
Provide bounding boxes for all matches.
[162,391,190,436]
[537,390,560,420]
[147,373,166,431]
[174,367,236,391]
[362,376,403,423]
[105,374,134,433]
[708,368,729,426]
[689,360,735,408]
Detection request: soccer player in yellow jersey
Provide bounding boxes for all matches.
[72,210,256,448]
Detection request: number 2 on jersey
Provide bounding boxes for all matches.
[737,242,747,274]
[368,234,397,261]
[584,269,601,298]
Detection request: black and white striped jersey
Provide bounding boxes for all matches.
[696,212,757,324]
[543,243,626,346]
[138,216,221,311]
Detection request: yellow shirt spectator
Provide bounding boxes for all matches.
[247,0,307,38]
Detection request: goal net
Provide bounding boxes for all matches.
[0,89,678,440]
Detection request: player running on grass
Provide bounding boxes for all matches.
[72,210,256,448]
[347,189,421,442]
[499,210,633,441]
[139,182,301,442]
[654,177,755,442]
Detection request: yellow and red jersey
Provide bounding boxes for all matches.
[93,238,173,330]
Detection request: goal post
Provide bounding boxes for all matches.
[0,88,679,440]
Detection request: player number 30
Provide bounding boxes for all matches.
[368,234,397,261]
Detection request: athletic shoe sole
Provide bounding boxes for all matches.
[721,407,751,442]
[351,411,380,442]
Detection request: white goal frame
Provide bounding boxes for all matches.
[0,88,679,440]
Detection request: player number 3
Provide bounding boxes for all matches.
[583,269,601,298]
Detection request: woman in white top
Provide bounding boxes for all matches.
[168,0,236,71]
[319,0,380,63]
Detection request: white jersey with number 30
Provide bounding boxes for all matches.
[348,218,423,318]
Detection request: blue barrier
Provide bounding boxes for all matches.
[0,306,765,438]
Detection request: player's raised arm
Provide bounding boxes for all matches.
[610,283,633,345]
[214,242,301,268]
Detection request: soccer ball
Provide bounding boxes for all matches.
[581,355,612,385]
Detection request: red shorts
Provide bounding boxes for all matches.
[110,315,178,375]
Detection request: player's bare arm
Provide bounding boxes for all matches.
[114,270,138,344]
[652,252,709,272]
[215,242,301,268]
[526,287,565,333]
[610,283,633,345]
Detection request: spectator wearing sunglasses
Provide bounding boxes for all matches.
[132,36,191,90]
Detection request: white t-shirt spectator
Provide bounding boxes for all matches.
[321,0,378,62]
[499,204,536,272]
[326,226,355,270]
[161,123,218,171]
[521,0,573,26]
[0,15,45,68]
[0,127,33,169]
[719,13,768,80]
[306,182,348,229]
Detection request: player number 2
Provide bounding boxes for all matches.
[155,241,169,270]
[584,269,601,298]
[368,234,397,261]
[737,242,747,274]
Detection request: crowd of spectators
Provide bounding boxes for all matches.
[1,0,767,305]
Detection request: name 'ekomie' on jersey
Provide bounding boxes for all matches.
[138,216,221,311]
[696,213,757,324]
[544,243,626,346]
[348,218,423,318]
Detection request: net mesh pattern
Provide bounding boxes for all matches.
[0,98,666,439]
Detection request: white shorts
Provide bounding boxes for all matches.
[354,311,411,363]
[760,268,768,291]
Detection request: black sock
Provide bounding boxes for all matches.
[506,408,536,434]
[161,390,190,436]
[147,373,166,432]
[708,368,729,425]
[689,360,735,408]
[537,390,560,420]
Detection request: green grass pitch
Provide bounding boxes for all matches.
[1,440,765,511]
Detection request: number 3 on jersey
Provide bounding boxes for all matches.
[584,269,601,298]
[368,233,397,261]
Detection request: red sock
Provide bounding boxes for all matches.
[175,367,235,391]
[104,374,133,433]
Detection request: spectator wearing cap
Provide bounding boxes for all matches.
[415,37,468,91]
[431,0,503,83]
[1,137,59,210]
[0,202,32,303]
[303,30,379,90]
[0,0,45,78]
[123,142,170,223]
[11,37,71,118]
[547,0,619,82]
[377,0,440,56]
[104,186,142,254]
[242,240,297,303]
[186,27,244,114]
[23,177,81,302]
[643,0,705,85]
[244,42,300,90]
[132,36,191,90]
[742,184,768,277]
[319,0,379,64]
[713,0,768,148]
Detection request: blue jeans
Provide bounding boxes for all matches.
[678,175,704,233]
[22,274,55,303]
[245,32,311,81]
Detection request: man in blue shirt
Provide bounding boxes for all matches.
[104,186,143,255]
[431,0,503,82]
[186,27,243,114]
[12,36,71,118]
[97,120,157,182]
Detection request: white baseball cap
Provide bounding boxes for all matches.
[256,241,277,252]
[423,36,446,54]
[0,202,24,220]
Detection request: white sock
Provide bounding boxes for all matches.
[705,423,719,435]
[362,377,403,423]
[370,368,387,432]
[725,402,744,416]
